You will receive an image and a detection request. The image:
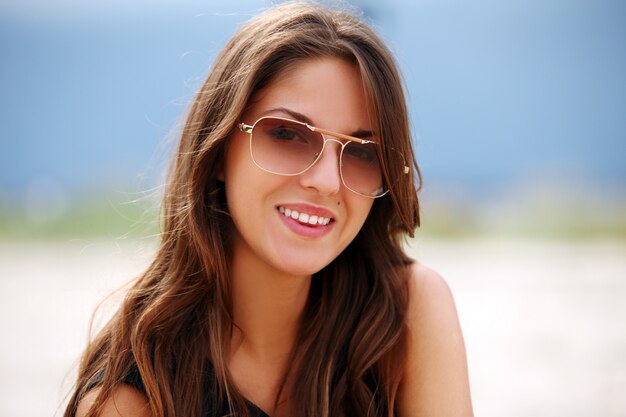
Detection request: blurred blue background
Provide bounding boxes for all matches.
[1,0,625,237]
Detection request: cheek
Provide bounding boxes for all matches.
[222,139,252,220]
[347,198,375,234]
[223,134,255,187]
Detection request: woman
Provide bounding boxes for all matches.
[65,2,473,417]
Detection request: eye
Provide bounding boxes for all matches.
[268,125,310,144]
[343,143,378,163]
[270,126,297,140]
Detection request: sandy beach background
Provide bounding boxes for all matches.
[1,237,624,417]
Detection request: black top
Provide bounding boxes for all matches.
[90,364,270,417]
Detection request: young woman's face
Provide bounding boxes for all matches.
[223,57,375,277]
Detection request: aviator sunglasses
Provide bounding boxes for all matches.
[238,116,409,198]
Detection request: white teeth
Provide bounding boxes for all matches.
[278,206,331,226]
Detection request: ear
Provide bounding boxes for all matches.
[216,157,225,182]
[215,142,228,182]
[216,131,236,183]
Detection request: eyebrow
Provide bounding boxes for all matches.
[260,107,375,139]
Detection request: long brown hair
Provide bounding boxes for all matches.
[64,2,421,416]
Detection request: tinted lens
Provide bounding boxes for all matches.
[250,117,323,174]
[341,142,385,197]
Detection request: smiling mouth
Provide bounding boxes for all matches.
[278,206,333,226]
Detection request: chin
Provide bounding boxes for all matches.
[265,242,335,275]
[276,257,334,277]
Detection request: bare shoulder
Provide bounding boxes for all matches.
[405,263,458,321]
[397,263,474,416]
[75,384,152,417]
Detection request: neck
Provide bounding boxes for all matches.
[229,239,312,361]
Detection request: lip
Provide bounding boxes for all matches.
[277,203,336,220]
[276,203,336,238]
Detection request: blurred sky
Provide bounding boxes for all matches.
[1,0,625,206]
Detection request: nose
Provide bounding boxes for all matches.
[298,138,343,196]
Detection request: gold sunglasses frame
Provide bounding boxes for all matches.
[238,116,409,198]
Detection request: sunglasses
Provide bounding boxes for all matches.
[238,116,408,198]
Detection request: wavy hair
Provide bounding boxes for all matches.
[64,2,421,416]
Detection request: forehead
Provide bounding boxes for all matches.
[245,57,372,134]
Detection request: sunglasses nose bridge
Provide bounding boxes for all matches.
[320,135,344,146]
[297,134,345,196]
[315,135,345,165]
